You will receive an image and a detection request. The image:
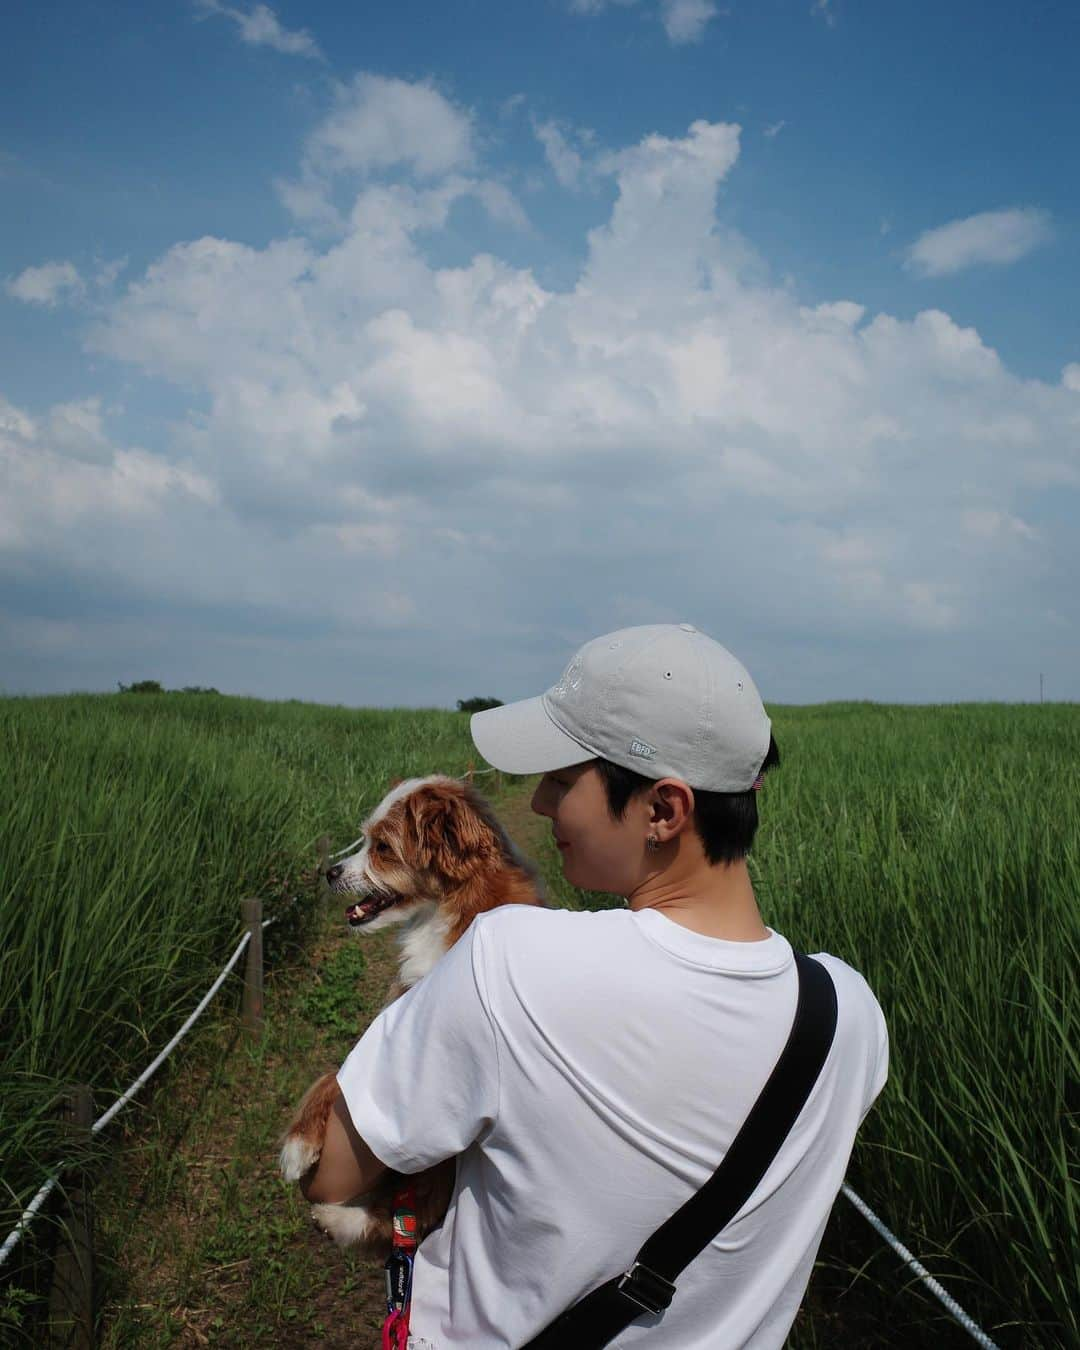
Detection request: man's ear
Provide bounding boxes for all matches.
[651,780,695,832]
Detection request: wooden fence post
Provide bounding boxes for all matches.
[316,834,331,902]
[241,898,263,1037]
[47,1084,95,1349]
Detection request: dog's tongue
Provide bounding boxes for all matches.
[346,895,393,925]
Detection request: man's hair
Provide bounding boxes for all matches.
[592,735,780,865]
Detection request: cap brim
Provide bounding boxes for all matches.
[470,696,596,775]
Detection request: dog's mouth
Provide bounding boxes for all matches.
[345,895,397,926]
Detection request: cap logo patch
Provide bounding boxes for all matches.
[629,739,656,759]
[550,655,584,700]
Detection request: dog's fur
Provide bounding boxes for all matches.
[280,774,544,1258]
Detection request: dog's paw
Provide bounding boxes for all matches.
[310,1202,380,1249]
[279,1135,321,1182]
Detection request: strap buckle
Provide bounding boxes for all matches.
[384,1248,414,1316]
[616,1261,677,1316]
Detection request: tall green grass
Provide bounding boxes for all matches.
[0,692,479,1288]
[760,704,1078,1349]
[1,695,1075,1346]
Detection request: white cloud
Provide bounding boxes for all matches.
[6,260,85,307]
[534,120,587,189]
[567,0,717,45]
[0,395,35,442]
[0,394,216,553]
[659,0,718,44]
[1063,363,1080,392]
[7,255,127,306]
[904,207,1053,278]
[567,0,638,12]
[307,74,474,180]
[471,180,530,230]
[273,175,343,233]
[901,582,957,631]
[46,397,113,463]
[819,531,880,568]
[326,522,403,558]
[811,0,836,27]
[94,256,128,291]
[6,89,1080,702]
[195,1,323,60]
[764,120,786,139]
[802,300,866,328]
[84,110,1073,554]
[272,74,528,236]
[961,508,1037,541]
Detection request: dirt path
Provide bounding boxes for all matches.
[93,778,541,1349]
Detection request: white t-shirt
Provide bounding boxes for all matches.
[337,904,888,1350]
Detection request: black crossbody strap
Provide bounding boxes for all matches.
[520,953,838,1350]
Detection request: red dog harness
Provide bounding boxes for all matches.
[382,1185,419,1350]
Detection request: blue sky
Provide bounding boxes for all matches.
[2,0,1078,707]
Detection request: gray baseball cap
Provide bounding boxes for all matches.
[470,623,771,792]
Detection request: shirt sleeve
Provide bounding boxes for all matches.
[865,993,889,1117]
[335,915,501,1174]
[817,954,889,1124]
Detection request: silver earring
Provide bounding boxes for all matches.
[646,835,660,852]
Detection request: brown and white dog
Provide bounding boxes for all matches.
[279,774,544,1258]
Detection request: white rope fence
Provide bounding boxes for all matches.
[0,894,301,1271]
[91,930,252,1138]
[840,1184,1001,1348]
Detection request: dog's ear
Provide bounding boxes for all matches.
[408,784,496,883]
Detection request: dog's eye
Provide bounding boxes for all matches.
[374,841,392,856]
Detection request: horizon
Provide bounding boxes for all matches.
[2,685,1072,712]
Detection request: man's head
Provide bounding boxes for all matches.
[526,743,778,895]
[471,623,778,896]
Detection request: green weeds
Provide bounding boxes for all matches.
[298,943,369,1039]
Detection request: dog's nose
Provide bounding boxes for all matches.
[325,863,344,883]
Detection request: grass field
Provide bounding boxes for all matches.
[755,703,1078,1350]
[0,691,484,1334]
[1,693,1076,1346]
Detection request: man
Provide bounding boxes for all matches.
[301,623,888,1348]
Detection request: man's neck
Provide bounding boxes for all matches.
[626,858,769,942]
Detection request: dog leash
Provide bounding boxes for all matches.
[383,1184,419,1350]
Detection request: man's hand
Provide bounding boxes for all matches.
[299,1093,389,1204]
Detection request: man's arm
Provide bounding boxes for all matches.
[330,916,501,1177]
[299,1094,388,1204]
